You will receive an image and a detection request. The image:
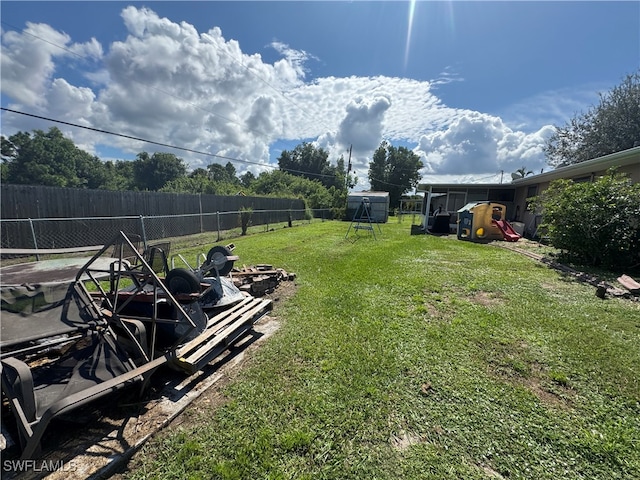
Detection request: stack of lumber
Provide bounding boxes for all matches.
[231,264,296,296]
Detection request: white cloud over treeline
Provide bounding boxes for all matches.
[1,6,557,185]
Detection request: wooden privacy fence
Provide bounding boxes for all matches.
[0,185,311,250]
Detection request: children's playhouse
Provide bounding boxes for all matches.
[457,202,521,242]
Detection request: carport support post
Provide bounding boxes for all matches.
[28,218,40,260]
[422,187,433,232]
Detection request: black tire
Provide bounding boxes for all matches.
[206,245,234,276]
[166,268,201,296]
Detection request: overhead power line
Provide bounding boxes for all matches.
[0,19,332,142]
[0,107,340,179]
[1,21,416,188]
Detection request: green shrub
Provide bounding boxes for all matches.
[304,206,313,221]
[531,169,640,268]
[239,207,253,235]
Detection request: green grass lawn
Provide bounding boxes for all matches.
[125,220,640,480]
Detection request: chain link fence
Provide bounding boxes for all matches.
[0,208,333,252]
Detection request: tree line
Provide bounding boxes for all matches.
[0,129,424,216]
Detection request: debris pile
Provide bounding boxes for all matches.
[232,264,296,297]
[617,274,640,295]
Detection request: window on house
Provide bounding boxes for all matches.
[572,175,592,183]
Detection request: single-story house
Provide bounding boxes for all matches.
[417,146,640,237]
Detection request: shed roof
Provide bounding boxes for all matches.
[348,191,389,198]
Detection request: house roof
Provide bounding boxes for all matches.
[416,182,512,192]
[417,146,640,192]
[511,146,640,186]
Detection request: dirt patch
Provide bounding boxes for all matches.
[478,464,506,479]
[469,290,503,307]
[422,290,454,322]
[390,430,426,451]
[483,341,574,410]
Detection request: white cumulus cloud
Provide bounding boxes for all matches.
[1,6,572,186]
[416,113,554,181]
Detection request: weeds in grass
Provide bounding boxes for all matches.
[126,221,640,480]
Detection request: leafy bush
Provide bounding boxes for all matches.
[531,169,640,268]
[239,207,253,235]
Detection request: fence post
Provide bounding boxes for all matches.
[140,215,148,250]
[28,218,40,261]
[216,211,221,242]
[199,193,204,233]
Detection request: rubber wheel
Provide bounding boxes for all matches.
[166,268,201,296]
[206,245,234,276]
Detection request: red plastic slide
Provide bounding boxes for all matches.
[492,219,521,242]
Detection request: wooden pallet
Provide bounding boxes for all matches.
[173,295,272,374]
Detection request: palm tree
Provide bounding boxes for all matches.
[513,166,534,179]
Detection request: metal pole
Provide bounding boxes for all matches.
[28,218,39,260]
[140,215,148,250]
[216,211,221,242]
[199,193,204,233]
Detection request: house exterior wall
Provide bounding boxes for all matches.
[512,148,640,237]
[417,147,640,238]
[617,163,640,183]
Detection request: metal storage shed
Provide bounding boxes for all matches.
[346,191,389,223]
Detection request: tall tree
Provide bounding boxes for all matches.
[1,127,107,188]
[545,70,640,167]
[239,171,256,188]
[368,141,423,209]
[277,142,345,190]
[512,166,534,179]
[102,160,136,190]
[207,161,240,185]
[161,173,217,194]
[133,152,187,191]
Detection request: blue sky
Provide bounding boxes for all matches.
[1,1,638,187]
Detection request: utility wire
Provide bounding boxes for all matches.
[0,107,342,179]
[0,21,414,187]
[0,20,269,139]
[0,19,331,142]
[0,20,87,60]
[0,20,347,180]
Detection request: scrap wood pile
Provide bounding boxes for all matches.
[617,274,640,296]
[231,264,296,297]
